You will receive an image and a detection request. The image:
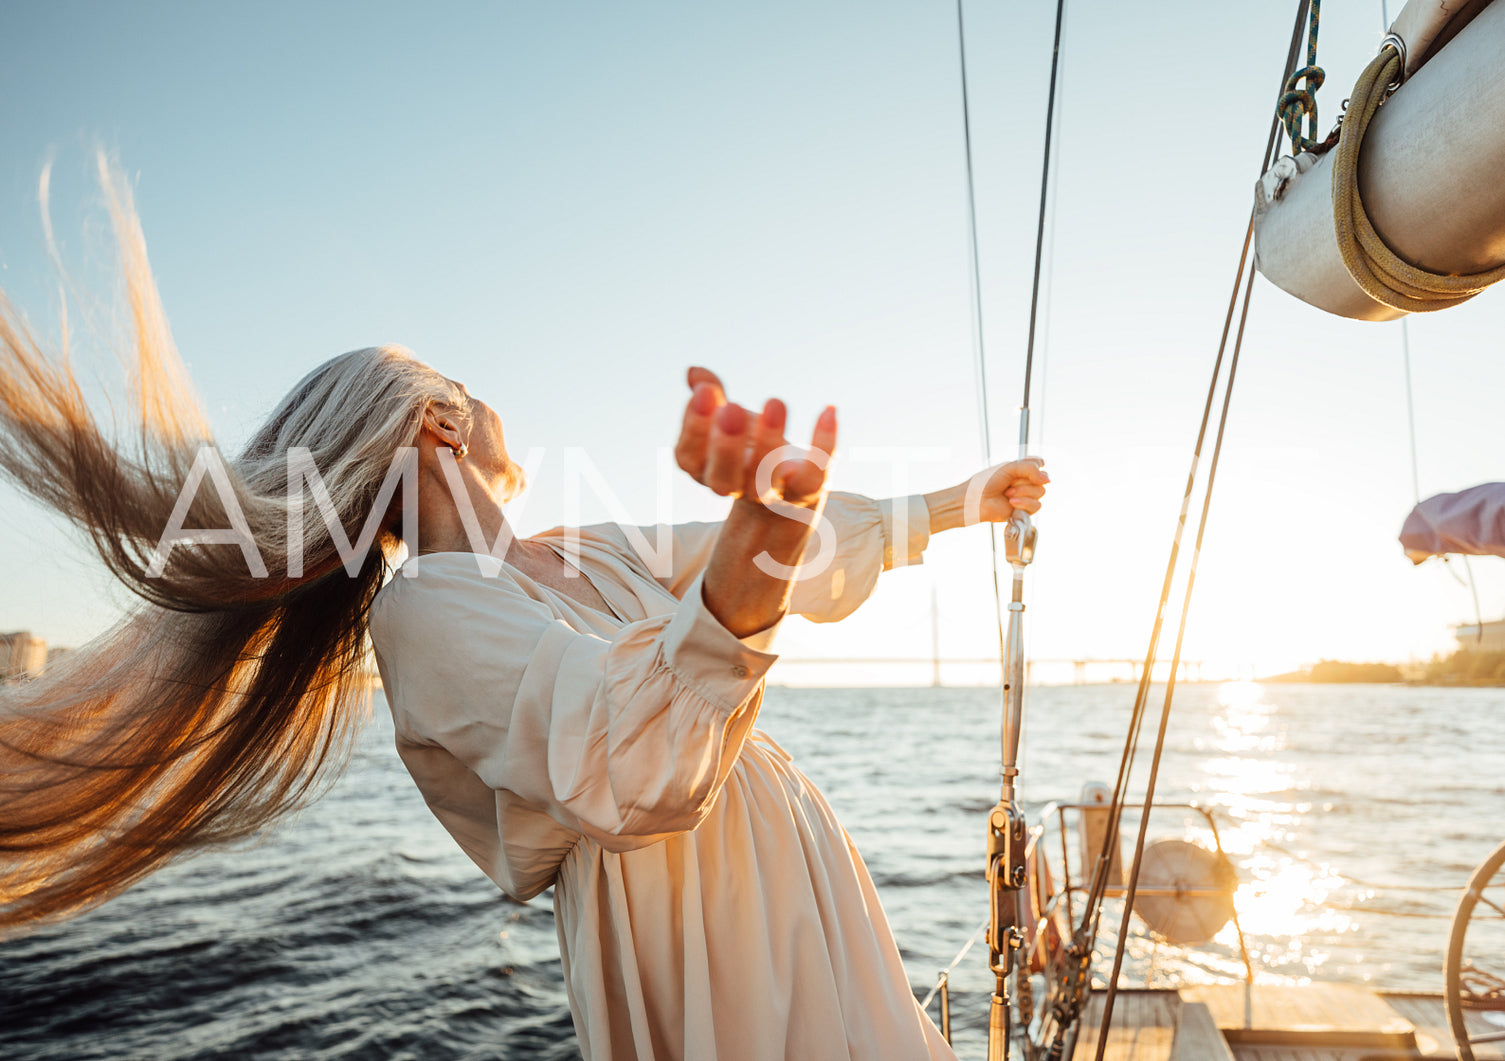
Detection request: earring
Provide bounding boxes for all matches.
[452,442,468,459]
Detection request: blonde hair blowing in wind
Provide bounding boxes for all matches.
[0,156,467,931]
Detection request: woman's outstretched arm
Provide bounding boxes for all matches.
[923,458,1050,533]
[671,368,1052,636]
[673,367,836,639]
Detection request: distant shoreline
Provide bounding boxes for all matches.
[1261,651,1505,687]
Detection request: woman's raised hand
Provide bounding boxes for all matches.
[969,458,1049,523]
[675,367,836,509]
[922,458,1051,535]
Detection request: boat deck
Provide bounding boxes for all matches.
[1071,985,1505,1060]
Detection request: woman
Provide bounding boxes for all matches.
[0,163,1046,1059]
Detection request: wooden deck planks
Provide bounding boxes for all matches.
[1228,1046,1404,1061]
[1382,992,1505,1060]
[1181,984,1417,1049]
[1078,991,1180,1061]
[1170,1001,1237,1061]
[1062,986,1497,1060]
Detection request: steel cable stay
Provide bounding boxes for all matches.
[1092,254,1262,1058]
[945,0,1500,1054]
[951,0,1321,1056]
[953,0,1010,677]
[953,0,1065,1056]
[1050,220,1262,1061]
[1027,3,1315,1058]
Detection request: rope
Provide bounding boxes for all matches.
[1277,0,1326,153]
[1331,45,1505,312]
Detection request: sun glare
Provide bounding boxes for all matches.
[1200,681,1356,978]
[1216,680,1263,711]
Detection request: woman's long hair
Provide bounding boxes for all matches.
[0,156,467,931]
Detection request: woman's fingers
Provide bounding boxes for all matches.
[998,459,1047,516]
[704,401,752,495]
[675,381,722,479]
[742,399,788,499]
[1004,458,1048,515]
[686,366,726,403]
[1007,457,1049,484]
[962,458,1050,524]
[775,405,836,502]
[676,368,835,507]
[754,398,787,454]
[810,405,837,463]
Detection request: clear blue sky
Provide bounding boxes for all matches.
[2,0,1501,681]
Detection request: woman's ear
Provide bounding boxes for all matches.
[420,404,465,453]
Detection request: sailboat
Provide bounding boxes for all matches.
[937,0,1505,1057]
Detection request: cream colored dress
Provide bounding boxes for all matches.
[369,493,956,1061]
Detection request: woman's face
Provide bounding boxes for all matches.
[453,383,526,500]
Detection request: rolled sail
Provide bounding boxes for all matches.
[1253,0,1505,321]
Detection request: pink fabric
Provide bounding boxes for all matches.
[1399,482,1505,561]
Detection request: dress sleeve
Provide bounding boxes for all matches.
[369,561,777,853]
[595,492,932,622]
[787,492,931,623]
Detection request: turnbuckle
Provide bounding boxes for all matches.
[1004,512,1037,567]
[986,801,1029,974]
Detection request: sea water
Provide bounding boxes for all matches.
[2,682,1500,1060]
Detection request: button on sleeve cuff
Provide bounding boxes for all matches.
[660,573,781,712]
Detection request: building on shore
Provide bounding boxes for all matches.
[0,631,47,682]
[1454,619,1505,653]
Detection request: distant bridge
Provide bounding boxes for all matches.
[773,656,1207,686]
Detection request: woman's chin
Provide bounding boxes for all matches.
[500,464,528,501]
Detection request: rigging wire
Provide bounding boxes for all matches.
[1033,74,1066,456]
[1096,263,1261,1049]
[1072,4,1315,1054]
[1402,320,1421,503]
[953,0,1009,668]
[1078,0,1310,971]
[1462,555,1485,645]
[1016,0,1069,783]
[1377,0,1485,646]
[954,3,1065,1055]
[1020,0,1068,452]
[919,919,990,1011]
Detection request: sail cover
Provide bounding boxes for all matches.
[1399,482,1505,562]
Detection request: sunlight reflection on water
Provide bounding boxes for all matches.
[4,682,1502,1060]
[1202,680,1354,982]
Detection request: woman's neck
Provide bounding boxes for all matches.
[415,470,512,557]
[413,466,612,613]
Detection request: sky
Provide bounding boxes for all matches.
[0,0,1501,684]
